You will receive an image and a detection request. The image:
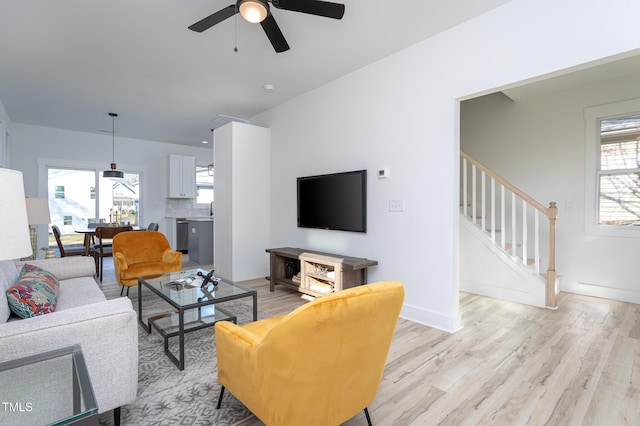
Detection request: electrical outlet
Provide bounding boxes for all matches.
[389,199,404,212]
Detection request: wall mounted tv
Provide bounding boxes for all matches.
[297,169,367,233]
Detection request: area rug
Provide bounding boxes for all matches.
[98,294,265,426]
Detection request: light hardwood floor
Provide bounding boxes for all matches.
[99,259,640,425]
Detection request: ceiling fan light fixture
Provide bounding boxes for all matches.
[238,0,268,23]
[104,112,124,180]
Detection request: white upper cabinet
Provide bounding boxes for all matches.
[168,154,196,198]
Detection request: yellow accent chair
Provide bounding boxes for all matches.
[215,280,405,426]
[112,231,182,296]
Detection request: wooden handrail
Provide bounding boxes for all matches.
[461,151,551,217]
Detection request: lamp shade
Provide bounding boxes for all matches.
[0,168,32,260]
[25,198,51,225]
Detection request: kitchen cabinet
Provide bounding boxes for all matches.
[168,154,195,198]
[187,219,213,264]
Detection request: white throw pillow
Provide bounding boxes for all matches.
[0,260,20,323]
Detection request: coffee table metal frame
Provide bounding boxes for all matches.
[138,269,258,370]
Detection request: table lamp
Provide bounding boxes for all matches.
[23,198,52,260]
[0,168,32,261]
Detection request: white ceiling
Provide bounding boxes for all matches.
[0,0,510,147]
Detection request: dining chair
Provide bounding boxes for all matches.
[91,225,132,281]
[87,222,107,245]
[147,222,159,231]
[51,225,86,257]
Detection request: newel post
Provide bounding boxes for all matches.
[546,202,558,308]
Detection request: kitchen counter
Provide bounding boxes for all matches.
[186,217,213,221]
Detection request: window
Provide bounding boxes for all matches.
[585,99,640,236]
[47,167,141,244]
[109,172,140,225]
[598,114,640,226]
[196,165,214,205]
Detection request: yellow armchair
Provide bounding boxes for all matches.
[215,280,405,426]
[113,231,182,296]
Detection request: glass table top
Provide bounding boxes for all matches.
[138,268,256,308]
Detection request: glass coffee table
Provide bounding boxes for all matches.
[138,268,258,370]
[0,345,98,425]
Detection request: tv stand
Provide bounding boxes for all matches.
[266,247,378,296]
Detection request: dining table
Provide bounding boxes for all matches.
[74,225,141,256]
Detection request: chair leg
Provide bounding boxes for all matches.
[216,386,225,409]
[120,286,124,296]
[99,257,104,282]
[364,407,372,426]
[114,406,121,426]
[126,286,130,297]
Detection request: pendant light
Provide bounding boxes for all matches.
[103,112,124,179]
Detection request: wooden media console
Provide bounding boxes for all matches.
[266,247,378,297]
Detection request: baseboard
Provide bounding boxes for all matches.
[562,281,640,304]
[400,303,461,333]
[460,279,546,308]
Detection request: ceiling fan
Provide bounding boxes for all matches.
[188,0,345,53]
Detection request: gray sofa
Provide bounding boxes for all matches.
[0,256,138,424]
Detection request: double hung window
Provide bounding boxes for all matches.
[598,114,640,226]
[585,99,640,236]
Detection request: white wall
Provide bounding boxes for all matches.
[253,0,640,331]
[213,122,270,282]
[462,72,640,303]
[460,219,546,307]
[10,123,212,227]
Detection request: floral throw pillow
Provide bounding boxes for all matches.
[6,264,59,318]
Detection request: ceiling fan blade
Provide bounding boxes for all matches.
[273,0,345,19]
[260,14,290,53]
[188,5,236,32]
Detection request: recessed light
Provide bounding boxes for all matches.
[202,140,208,144]
[263,83,274,92]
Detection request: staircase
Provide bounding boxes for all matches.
[460,151,558,308]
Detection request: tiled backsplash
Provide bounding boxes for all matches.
[165,198,212,218]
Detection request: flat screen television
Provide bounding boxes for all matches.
[297,169,367,233]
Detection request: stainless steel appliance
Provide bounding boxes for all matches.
[176,218,188,253]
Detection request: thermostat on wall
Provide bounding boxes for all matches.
[377,168,390,179]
